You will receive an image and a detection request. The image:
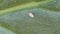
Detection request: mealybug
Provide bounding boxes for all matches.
[29,13,34,18]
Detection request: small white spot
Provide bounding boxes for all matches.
[29,13,34,18]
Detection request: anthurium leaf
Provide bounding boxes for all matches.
[0,0,60,34]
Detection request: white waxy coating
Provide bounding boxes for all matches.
[29,13,34,18]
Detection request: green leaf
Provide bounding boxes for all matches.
[0,0,60,34]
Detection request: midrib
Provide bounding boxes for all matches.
[0,0,53,15]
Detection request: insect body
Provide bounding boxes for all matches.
[29,13,34,18]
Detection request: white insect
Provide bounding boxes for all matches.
[29,13,34,18]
